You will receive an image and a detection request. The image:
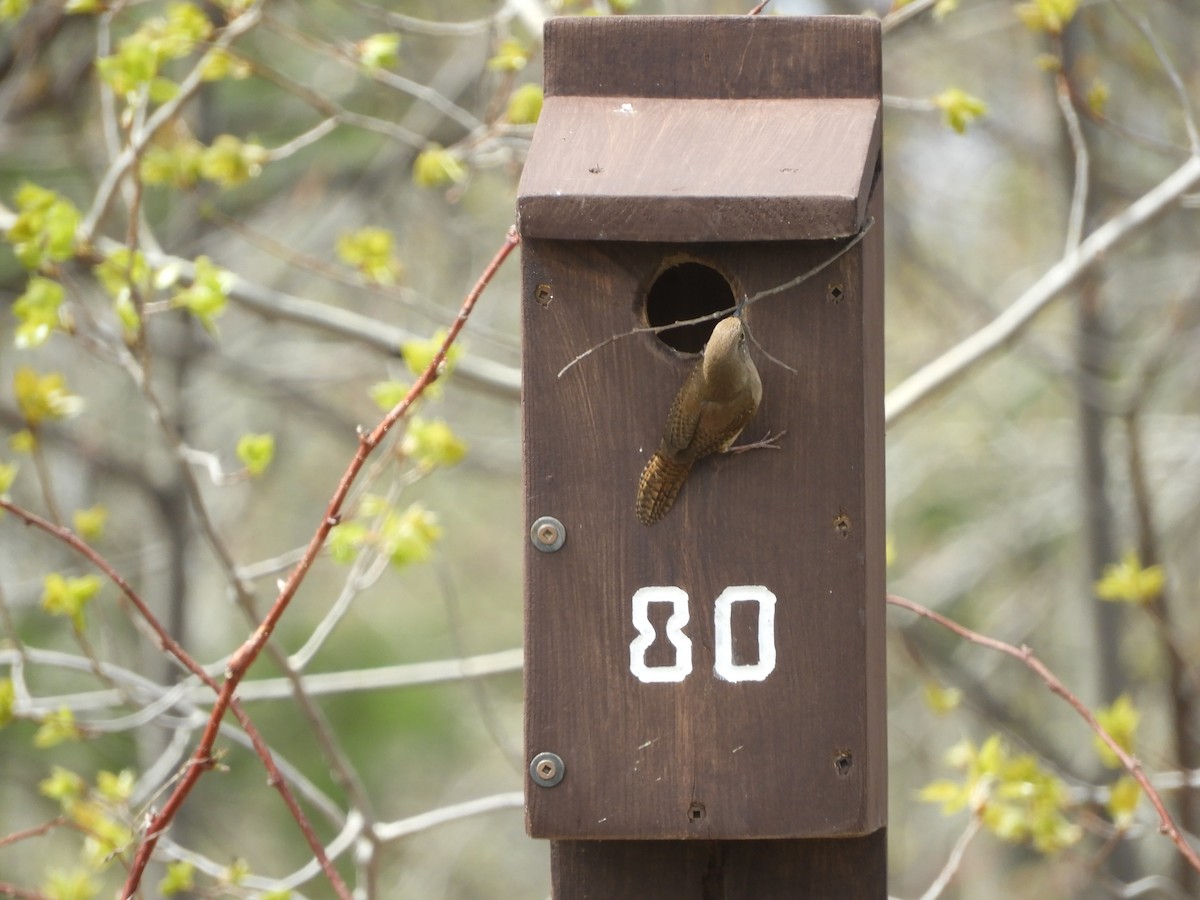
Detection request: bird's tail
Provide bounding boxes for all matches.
[636,453,692,526]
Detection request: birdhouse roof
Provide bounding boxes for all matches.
[517,16,881,243]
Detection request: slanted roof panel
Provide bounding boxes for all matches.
[517,96,880,242]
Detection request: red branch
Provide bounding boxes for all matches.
[887,592,1200,874]
[0,499,350,896]
[116,225,520,896]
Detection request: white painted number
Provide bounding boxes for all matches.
[629,585,778,684]
[714,585,777,682]
[629,586,693,683]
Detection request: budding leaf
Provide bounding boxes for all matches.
[1095,551,1164,604]
[506,84,544,125]
[236,432,275,476]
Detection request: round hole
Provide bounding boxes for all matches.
[645,262,736,354]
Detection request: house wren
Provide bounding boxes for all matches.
[636,315,762,526]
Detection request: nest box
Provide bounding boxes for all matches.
[518,15,885,841]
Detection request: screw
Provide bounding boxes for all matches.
[531,516,565,552]
[828,283,845,303]
[535,283,554,306]
[530,751,565,787]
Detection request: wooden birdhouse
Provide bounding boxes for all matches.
[518,14,884,892]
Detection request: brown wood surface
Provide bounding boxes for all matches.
[518,96,880,242]
[521,190,885,839]
[543,16,880,100]
[551,830,887,899]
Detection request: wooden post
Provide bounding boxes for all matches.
[518,15,885,897]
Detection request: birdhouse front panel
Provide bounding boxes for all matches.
[519,15,884,841]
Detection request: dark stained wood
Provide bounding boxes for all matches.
[551,830,887,898]
[519,16,885,893]
[543,16,880,100]
[521,213,885,839]
[518,97,880,242]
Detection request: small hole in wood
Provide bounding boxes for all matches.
[645,262,736,354]
[833,513,851,537]
[834,750,853,777]
[534,283,554,306]
[828,283,845,303]
[687,802,706,821]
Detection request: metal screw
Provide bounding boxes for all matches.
[530,751,565,787]
[535,283,554,306]
[531,516,565,552]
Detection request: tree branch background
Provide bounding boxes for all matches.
[0,0,1197,898]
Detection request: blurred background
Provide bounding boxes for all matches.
[0,0,1197,897]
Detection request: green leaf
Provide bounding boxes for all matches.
[171,256,230,333]
[0,0,30,22]
[932,0,958,19]
[401,328,462,381]
[41,868,100,900]
[412,144,467,188]
[382,503,442,567]
[6,183,81,271]
[1015,0,1079,34]
[934,88,987,134]
[159,861,196,895]
[369,380,410,411]
[1094,693,1139,768]
[357,33,401,72]
[329,520,369,564]
[96,768,135,802]
[224,858,251,885]
[1095,551,1164,604]
[40,766,87,803]
[1106,775,1141,829]
[141,138,205,188]
[13,276,65,348]
[0,460,16,496]
[236,433,275,476]
[42,572,102,631]
[200,134,268,187]
[65,0,102,13]
[487,38,530,73]
[34,707,82,748]
[402,418,467,469]
[13,367,84,426]
[506,83,544,125]
[72,505,108,541]
[1087,78,1109,116]
[201,47,252,81]
[336,227,404,284]
[0,678,14,728]
[922,681,962,715]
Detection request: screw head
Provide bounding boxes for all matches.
[530,751,565,787]
[531,516,565,552]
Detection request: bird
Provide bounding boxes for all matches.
[636,315,763,526]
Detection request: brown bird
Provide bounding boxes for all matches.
[636,316,763,526]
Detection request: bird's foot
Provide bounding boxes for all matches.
[725,429,786,454]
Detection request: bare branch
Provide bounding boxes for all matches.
[885,154,1200,427]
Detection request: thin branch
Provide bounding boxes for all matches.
[1111,0,1200,156]
[1056,71,1089,255]
[118,225,520,897]
[888,593,1200,874]
[884,154,1200,427]
[375,792,524,842]
[918,816,983,900]
[0,502,351,899]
